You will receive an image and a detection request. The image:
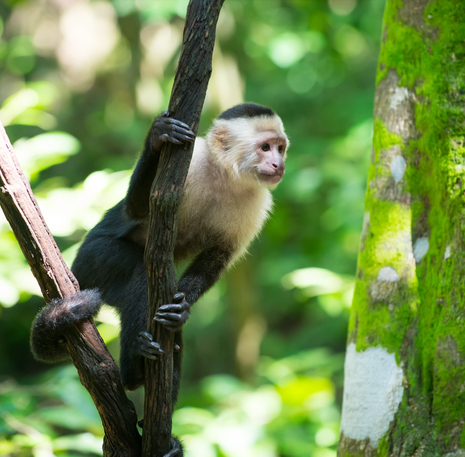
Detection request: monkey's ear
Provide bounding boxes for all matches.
[208,124,231,153]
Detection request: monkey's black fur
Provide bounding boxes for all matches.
[217,102,275,121]
[30,289,102,363]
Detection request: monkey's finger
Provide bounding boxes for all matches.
[159,117,192,133]
[157,304,183,313]
[155,319,180,331]
[140,343,165,356]
[173,124,195,137]
[173,292,185,302]
[174,128,195,141]
[161,110,169,117]
[172,131,195,143]
[174,344,181,352]
[165,118,193,131]
[159,132,183,145]
[143,353,159,361]
[158,303,183,310]
[139,331,153,341]
[168,138,183,145]
[155,312,182,322]
[144,348,164,357]
[147,341,164,352]
[140,347,161,359]
[164,122,194,139]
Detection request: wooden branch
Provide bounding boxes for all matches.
[0,122,141,457]
[142,0,225,456]
[0,125,77,301]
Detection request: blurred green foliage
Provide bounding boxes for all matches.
[0,0,384,455]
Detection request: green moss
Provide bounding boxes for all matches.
[377,19,424,86]
[378,435,389,455]
[372,118,403,153]
[460,425,465,448]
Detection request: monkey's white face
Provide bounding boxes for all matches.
[254,131,287,186]
[206,114,289,188]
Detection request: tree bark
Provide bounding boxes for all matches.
[338,1,465,456]
[0,122,141,457]
[142,1,225,456]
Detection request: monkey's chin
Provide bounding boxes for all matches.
[257,173,283,186]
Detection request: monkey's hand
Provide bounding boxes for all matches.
[154,292,190,332]
[136,331,164,360]
[151,110,195,151]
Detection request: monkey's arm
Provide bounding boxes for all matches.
[125,111,195,219]
[155,244,235,330]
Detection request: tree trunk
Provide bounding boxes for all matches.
[338,1,465,456]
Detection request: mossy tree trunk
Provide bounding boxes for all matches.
[338,1,465,456]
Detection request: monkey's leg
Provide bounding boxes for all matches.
[73,232,163,391]
[116,277,165,391]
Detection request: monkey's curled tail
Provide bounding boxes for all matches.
[31,289,102,363]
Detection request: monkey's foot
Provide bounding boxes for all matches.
[154,292,191,332]
[136,424,183,457]
[136,331,164,360]
[165,438,183,457]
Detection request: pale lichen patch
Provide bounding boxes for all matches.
[445,450,465,457]
[389,86,409,111]
[444,245,451,260]
[369,267,401,303]
[413,237,429,263]
[341,343,404,447]
[390,155,407,183]
[378,266,400,282]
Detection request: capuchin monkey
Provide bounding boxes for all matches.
[31,103,288,456]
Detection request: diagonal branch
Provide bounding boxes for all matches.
[0,121,141,457]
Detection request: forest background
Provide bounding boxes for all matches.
[0,0,385,456]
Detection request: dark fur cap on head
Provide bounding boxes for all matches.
[217,103,275,121]
[30,289,102,363]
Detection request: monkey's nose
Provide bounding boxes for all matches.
[275,161,285,175]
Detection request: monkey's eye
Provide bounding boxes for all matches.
[278,145,284,154]
[261,143,270,152]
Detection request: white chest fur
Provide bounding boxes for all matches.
[176,138,273,262]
